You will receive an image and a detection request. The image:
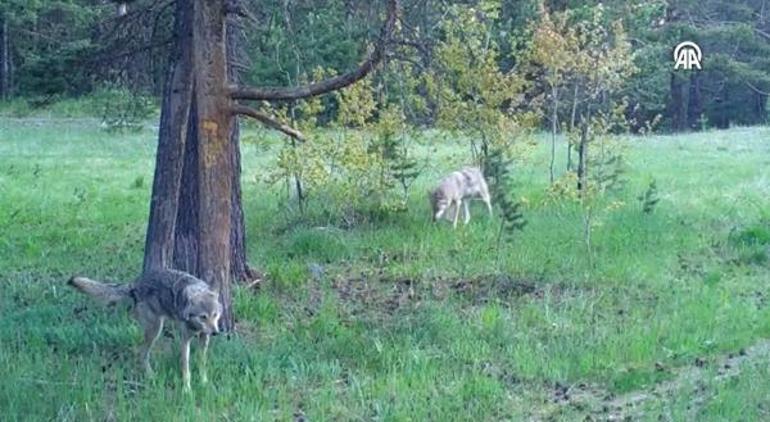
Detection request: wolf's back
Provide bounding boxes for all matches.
[68,276,132,305]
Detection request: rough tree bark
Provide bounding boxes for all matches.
[173,98,200,275]
[756,93,768,124]
[225,12,257,285]
[714,86,730,129]
[191,0,233,330]
[687,72,702,130]
[0,15,9,99]
[143,1,194,272]
[144,0,236,330]
[173,11,256,285]
[668,72,687,131]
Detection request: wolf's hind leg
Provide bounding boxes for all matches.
[135,304,163,376]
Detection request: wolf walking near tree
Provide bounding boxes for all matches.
[68,269,222,391]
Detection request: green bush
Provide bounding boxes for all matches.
[92,85,156,132]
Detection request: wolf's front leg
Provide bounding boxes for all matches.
[463,200,471,225]
[483,193,493,217]
[199,333,210,385]
[452,199,461,228]
[135,305,163,377]
[180,329,193,392]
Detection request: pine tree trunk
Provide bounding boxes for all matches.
[228,114,255,283]
[668,72,687,131]
[226,11,257,284]
[172,8,254,286]
[0,16,9,99]
[144,0,238,331]
[191,0,234,331]
[687,72,702,130]
[173,98,200,275]
[143,1,194,272]
[714,87,730,129]
[754,92,767,124]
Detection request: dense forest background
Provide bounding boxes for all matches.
[0,0,768,131]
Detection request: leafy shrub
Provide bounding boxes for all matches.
[92,84,155,132]
[728,223,770,266]
[638,179,660,214]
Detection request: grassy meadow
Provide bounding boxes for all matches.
[1,116,770,420]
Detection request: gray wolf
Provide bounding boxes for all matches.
[429,166,493,228]
[68,269,221,391]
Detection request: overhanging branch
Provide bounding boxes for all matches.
[229,0,399,101]
[231,104,306,142]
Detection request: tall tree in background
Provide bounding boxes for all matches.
[0,12,8,100]
[632,0,770,130]
[143,0,399,331]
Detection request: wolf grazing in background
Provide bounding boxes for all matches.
[429,167,493,228]
[68,269,222,391]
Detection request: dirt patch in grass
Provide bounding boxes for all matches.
[295,272,592,321]
[331,275,418,317]
[540,341,770,420]
[448,273,590,306]
[449,274,538,302]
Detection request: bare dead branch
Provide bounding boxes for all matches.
[229,0,399,101]
[231,104,306,142]
[745,80,770,96]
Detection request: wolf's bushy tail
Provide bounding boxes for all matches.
[67,276,132,305]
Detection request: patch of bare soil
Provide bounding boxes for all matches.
[331,275,419,318]
[279,270,595,323]
[329,273,542,315]
[449,274,537,303]
[448,274,599,309]
[541,340,770,421]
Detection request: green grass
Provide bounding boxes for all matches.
[1,117,770,420]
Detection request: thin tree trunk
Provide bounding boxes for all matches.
[714,85,730,129]
[288,104,305,213]
[226,10,257,283]
[687,72,702,130]
[567,83,578,171]
[549,84,558,183]
[228,111,255,283]
[0,16,9,99]
[668,72,687,131]
[757,93,768,124]
[577,120,588,192]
